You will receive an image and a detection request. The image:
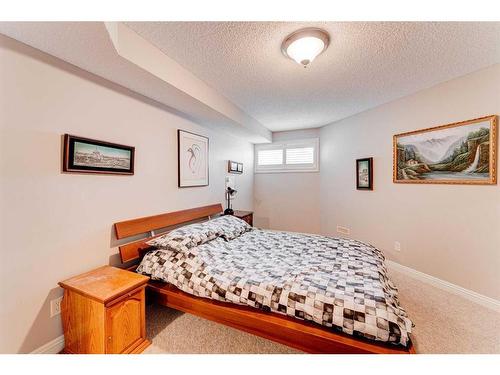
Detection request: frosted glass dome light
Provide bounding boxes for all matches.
[281,28,330,68]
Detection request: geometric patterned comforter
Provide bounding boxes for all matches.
[136,218,413,347]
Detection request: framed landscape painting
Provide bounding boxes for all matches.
[178,130,209,187]
[63,134,134,175]
[393,115,497,185]
[356,157,373,190]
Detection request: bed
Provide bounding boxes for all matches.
[114,204,415,354]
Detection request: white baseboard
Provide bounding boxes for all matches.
[386,260,500,312]
[31,334,65,354]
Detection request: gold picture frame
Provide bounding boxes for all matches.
[393,115,497,185]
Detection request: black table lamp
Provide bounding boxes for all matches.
[224,187,237,215]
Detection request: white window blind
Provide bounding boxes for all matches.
[286,147,314,165]
[257,149,283,165]
[255,138,319,173]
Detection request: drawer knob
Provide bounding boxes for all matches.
[108,336,112,341]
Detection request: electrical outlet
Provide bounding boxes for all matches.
[336,225,350,235]
[50,296,63,317]
[394,241,401,252]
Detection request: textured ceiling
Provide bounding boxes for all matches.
[126,22,500,131]
[0,22,271,142]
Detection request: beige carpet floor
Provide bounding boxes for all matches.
[144,268,500,354]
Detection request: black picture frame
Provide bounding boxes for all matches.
[356,157,373,190]
[178,129,210,187]
[228,160,243,174]
[62,134,135,175]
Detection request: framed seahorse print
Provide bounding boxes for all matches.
[178,129,209,187]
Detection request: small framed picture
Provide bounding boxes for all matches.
[356,157,373,190]
[178,130,209,187]
[62,134,135,175]
[228,160,243,174]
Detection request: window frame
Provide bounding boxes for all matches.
[254,138,319,173]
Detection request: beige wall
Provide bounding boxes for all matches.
[320,64,500,300]
[0,35,254,353]
[254,129,321,233]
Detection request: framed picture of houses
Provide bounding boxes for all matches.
[62,134,135,175]
[393,115,497,185]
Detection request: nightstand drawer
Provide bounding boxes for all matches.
[232,210,253,226]
[240,215,252,225]
[105,285,145,307]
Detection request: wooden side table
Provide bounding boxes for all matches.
[59,266,150,354]
[232,210,253,226]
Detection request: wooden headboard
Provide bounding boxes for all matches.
[114,203,223,264]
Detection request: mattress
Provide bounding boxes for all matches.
[137,226,413,347]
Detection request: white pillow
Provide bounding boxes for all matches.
[209,215,252,240]
[146,221,221,251]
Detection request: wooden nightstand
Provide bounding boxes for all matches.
[59,266,150,354]
[233,210,253,226]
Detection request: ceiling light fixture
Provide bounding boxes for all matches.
[281,28,330,68]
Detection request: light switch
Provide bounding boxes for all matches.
[225,176,235,190]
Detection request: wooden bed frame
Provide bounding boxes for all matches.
[113,204,416,354]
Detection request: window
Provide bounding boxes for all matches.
[255,138,319,173]
[286,147,314,165]
[258,149,283,166]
